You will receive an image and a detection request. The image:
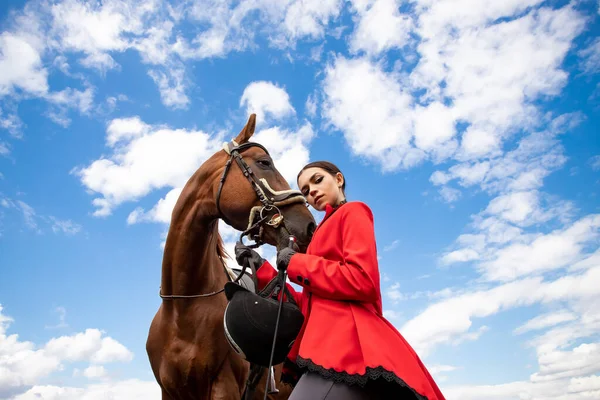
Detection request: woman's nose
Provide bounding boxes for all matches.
[309,188,318,197]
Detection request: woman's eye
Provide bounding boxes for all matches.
[315,177,323,183]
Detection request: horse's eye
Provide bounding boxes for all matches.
[257,160,272,168]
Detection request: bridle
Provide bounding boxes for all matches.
[216,140,307,247]
[159,139,307,300]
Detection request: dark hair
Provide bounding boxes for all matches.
[297,161,346,193]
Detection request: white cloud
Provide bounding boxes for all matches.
[459,127,501,159]
[413,102,457,159]
[106,116,149,146]
[0,4,100,128]
[441,248,479,265]
[0,306,61,396]
[48,0,158,70]
[133,21,175,65]
[430,170,451,186]
[383,239,399,252]
[79,52,118,72]
[444,344,600,399]
[322,56,421,171]
[428,364,457,376]
[0,142,9,156]
[105,94,129,112]
[413,0,546,36]
[579,37,600,75]
[349,0,413,56]
[589,155,600,171]
[81,365,108,380]
[324,4,584,180]
[568,375,600,396]
[0,0,175,119]
[0,305,135,398]
[383,309,402,322]
[401,262,600,358]
[447,161,491,188]
[420,5,584,161]
[479,214,600,282]
[177,0,342,57]
[0,107,22,138]
[147,65,190,110]
[432,124,570,205]
[305,92,317,118]
[73,117,219,216]
[17,200,39,232]
[46,87,95,115]
[45,329,132,364]
[12,379,160,400]
[514,311,580,337]
[0,32,48,97]
[282,0,342,42]
[323,3,585,180]
[485,191,539,224]
[251,122,315,185]
[49,217,82,235]
[439,186,461,203]
[0,197,83,235]
[240,81,295,125]
[386,282,404,303]
[127,187,182,225]
[45,306,69,330]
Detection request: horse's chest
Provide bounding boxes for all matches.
[159,337,222,386]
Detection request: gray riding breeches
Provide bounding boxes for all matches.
[288,372,373,400]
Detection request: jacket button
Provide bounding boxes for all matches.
[297,275,303,283]
[303,278,310,286]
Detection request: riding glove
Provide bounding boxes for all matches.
[234,241,265,270]
[276,247,296,271]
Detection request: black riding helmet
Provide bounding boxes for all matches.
[223,281,304,367]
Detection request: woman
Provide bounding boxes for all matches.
[234,161,445,400]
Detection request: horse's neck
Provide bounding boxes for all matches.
[161,198,225,299]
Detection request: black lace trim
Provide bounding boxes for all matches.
[296,356,428,400]
[280,358,302,387]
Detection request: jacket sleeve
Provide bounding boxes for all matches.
[255,260,303,308]
[286,202,379,303]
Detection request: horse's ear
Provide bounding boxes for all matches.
[234,114,256,145]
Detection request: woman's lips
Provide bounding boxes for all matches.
[315,195,324,204]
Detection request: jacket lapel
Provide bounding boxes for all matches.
[312,203,346,236]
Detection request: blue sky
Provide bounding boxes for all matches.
[0,0,599,399]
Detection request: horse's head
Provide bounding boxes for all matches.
[207,114,315,252]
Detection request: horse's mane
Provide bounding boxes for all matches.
[211,219,230,266]
[216,232,229,262]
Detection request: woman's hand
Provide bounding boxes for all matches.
[276,247,296,271]
[234,241,265,269]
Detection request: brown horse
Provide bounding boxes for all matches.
[146,114,315,400]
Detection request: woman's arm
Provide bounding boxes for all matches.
[255,260,303,307]
[286,202,379,303]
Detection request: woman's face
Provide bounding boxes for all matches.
[297,167,345,211]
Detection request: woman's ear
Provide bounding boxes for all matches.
[336,172,344,188]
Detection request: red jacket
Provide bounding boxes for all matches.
[256,201,445,400]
